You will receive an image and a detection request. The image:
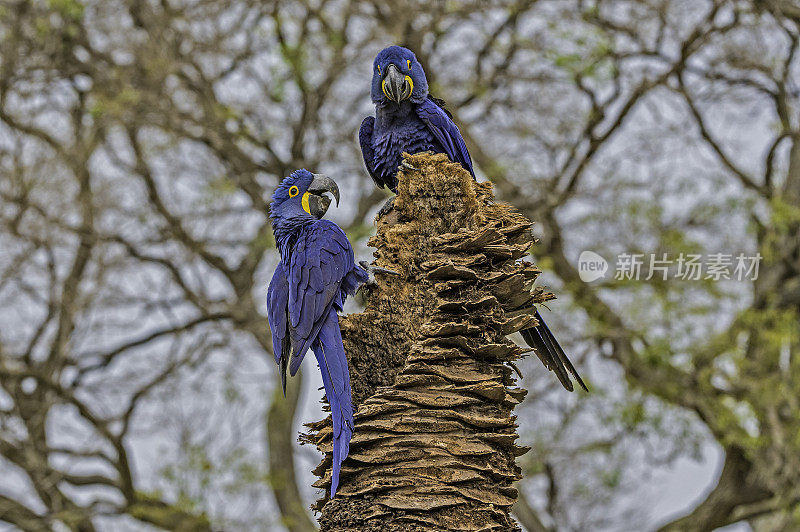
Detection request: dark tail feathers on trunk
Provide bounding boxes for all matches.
[520,310,587,392]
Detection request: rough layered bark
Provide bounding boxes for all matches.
[303,152,553,531]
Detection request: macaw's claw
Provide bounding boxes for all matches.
[400,160,418,172]
[377,196,395,218]
[359,260,399,276]
[359,260,399,290]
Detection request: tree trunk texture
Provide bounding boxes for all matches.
[303,152,553,531]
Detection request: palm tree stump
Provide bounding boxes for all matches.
[304,152,552,531]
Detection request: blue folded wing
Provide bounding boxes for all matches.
[287,220,357,376]
[359,116,384,188]
[267,262,291,392]
[416,97,474,176]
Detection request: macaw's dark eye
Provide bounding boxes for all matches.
[407,59,411,70]
[288,185,299,197]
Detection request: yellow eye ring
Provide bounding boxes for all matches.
[288,185,299,197]
[407,59,412,70]
[377,65,381,75]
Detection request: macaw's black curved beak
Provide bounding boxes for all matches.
[307,173,340,219]
[382,63,412,102]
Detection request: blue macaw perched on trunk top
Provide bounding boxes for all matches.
[359,45,474,192]
[267,170,368,497]
[360,45,587,392]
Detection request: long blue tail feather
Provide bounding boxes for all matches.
[312,309,354,498]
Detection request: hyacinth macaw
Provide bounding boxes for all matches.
[359,45,474,193]
[359,46,587,392]
[267,170,368,497]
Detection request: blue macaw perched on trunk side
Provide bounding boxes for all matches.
[359,46,587,392]
[267,170,368,497]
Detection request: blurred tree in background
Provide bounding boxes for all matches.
[0,0,798,530]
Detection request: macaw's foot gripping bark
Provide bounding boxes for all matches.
[303,152,552,531]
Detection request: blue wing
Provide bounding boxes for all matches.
[359,116,384,188]
[267,262,291,393]
[415,97,474,176]
[287,220,359,376]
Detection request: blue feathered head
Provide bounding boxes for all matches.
[270,169,340,224]
[371,46,428,105]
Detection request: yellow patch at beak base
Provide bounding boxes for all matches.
[301,191,311,214]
